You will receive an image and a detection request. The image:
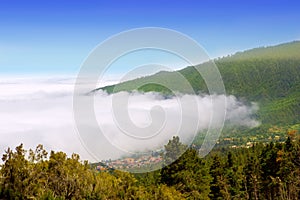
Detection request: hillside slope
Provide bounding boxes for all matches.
[96,41,300,125]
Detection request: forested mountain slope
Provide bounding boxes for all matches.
[97,41,300,125]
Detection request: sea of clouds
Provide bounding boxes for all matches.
[0,76,259,162]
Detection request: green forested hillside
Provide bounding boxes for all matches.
[1,136,300,199]
[97,41,300,125]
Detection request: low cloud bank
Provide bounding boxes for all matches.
[0,77,259,161]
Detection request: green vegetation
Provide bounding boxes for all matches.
[192,123,300,150]
[96,41,300,125]
[1,135,300,199]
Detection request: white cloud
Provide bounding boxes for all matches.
[0,76,259,162]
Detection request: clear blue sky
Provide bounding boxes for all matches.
[1,0,299,75]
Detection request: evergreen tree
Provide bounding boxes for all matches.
[161,138,211,199]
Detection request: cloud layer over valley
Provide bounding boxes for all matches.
[0,77,259,161]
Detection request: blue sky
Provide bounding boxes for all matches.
[1,0,300,75]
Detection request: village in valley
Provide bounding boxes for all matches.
[95,153,163,171]
[94,124,300,171]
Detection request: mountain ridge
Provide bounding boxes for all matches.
[95,41,300,125]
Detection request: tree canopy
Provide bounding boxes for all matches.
[1,135,300,199]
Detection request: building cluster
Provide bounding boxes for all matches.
[96,154,163,171]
